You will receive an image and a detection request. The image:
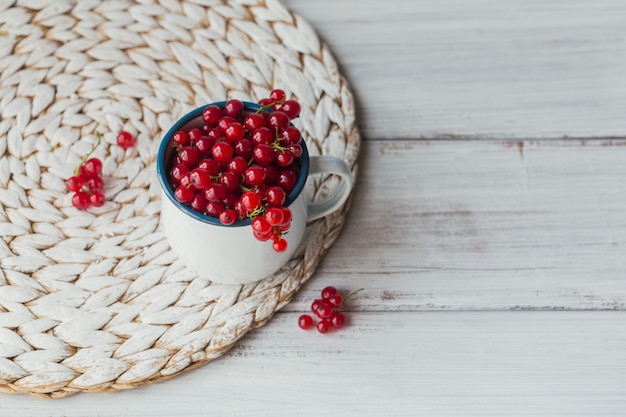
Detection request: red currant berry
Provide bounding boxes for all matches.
[253,228,274,241]
[251,216,272,235]
[328,293,344,308]
[90,191,106,207]
[269,89,286,104]
[71,191,91,210]
[267,111,290,130]
[281,99,301,119]
[298,314,314,330]
[190,168,212,189]
[234,139,254,159]
[197,158,219,176]
[86,176,104,192]
[179,171,192,188]
[225,122,245,142]
[272,237,288,252]
[227,156,248,174]
[117,130,135,149]
[265,207,285,226]
[66,176,84,192]
[233,199,247,219]
[258,98,274,108]
[202,105,223,126]
[276,208,292,230]
[77,165,95,180]
[311,299,324,315]
[275,151,294,167]
[212,141,234,164]
[204,183,227,202]
[188,128,204,141]
[251,127,273,145]
[330,312,346,329]
[172,130,190,146]
[205,201,225,217]
[288,144,303,158]
[252,144,275,166]
[190,193,207,212]
[244,165,267,186]
[240,191,262,212]
[280,126,301,145]
[178,146,200,167]
[265,186,286,207]
[321,286,337,300]
[315,301,334,319]
[170,164,190,185]
[206,127,225,141]
[277,169,297,192]
[83,157,103,176]
[219,209,237,225]
[194,136,215,156]
[174,185,194,203]
[220,171,239,191]
[224,99,244,118]
[317,319,332,334]
[223,191,240,207]
[218,116,237,132]
[244,113,267,131]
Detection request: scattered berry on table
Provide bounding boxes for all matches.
[317,319,332,334]
[321,286,337,300]
[298,314,314,330]
[300,288,364,334]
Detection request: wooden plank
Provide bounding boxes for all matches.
[286,139,626,312]
[1,311,624,416]
[282,0,626,139]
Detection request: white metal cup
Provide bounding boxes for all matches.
[156,102,353,285]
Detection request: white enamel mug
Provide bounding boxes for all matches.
[156,102,353,285]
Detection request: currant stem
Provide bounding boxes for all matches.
[247,205,266,219]
[343,288,364,304]
[256,98,285,113]
[74,132,102,176]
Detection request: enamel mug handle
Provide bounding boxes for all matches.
[306,156,353,222]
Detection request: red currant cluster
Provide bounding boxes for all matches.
[65,130,135,210]
[167,90,303,252]
[66,133,106,210]
[299,287,363,334]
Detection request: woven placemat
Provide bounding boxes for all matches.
[0,0,359,398]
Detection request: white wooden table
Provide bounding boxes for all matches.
[3,0,625,415]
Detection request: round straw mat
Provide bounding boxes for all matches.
[0,0,359,398]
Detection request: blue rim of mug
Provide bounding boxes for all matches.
[156,101,310,227]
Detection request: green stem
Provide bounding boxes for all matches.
[247,205,266,219]
[343,288,364,304]
[74,132,102,176]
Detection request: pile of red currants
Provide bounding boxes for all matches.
[167,90,303,252]
[299,287,363,334]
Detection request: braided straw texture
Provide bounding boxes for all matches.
[0,0,359,398]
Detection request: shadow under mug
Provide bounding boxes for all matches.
[156,102,353,285]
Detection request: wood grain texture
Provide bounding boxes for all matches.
[282,0,626,139]
[287,139,626,312]
[1,312,624,416]
[1,0,625,414]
